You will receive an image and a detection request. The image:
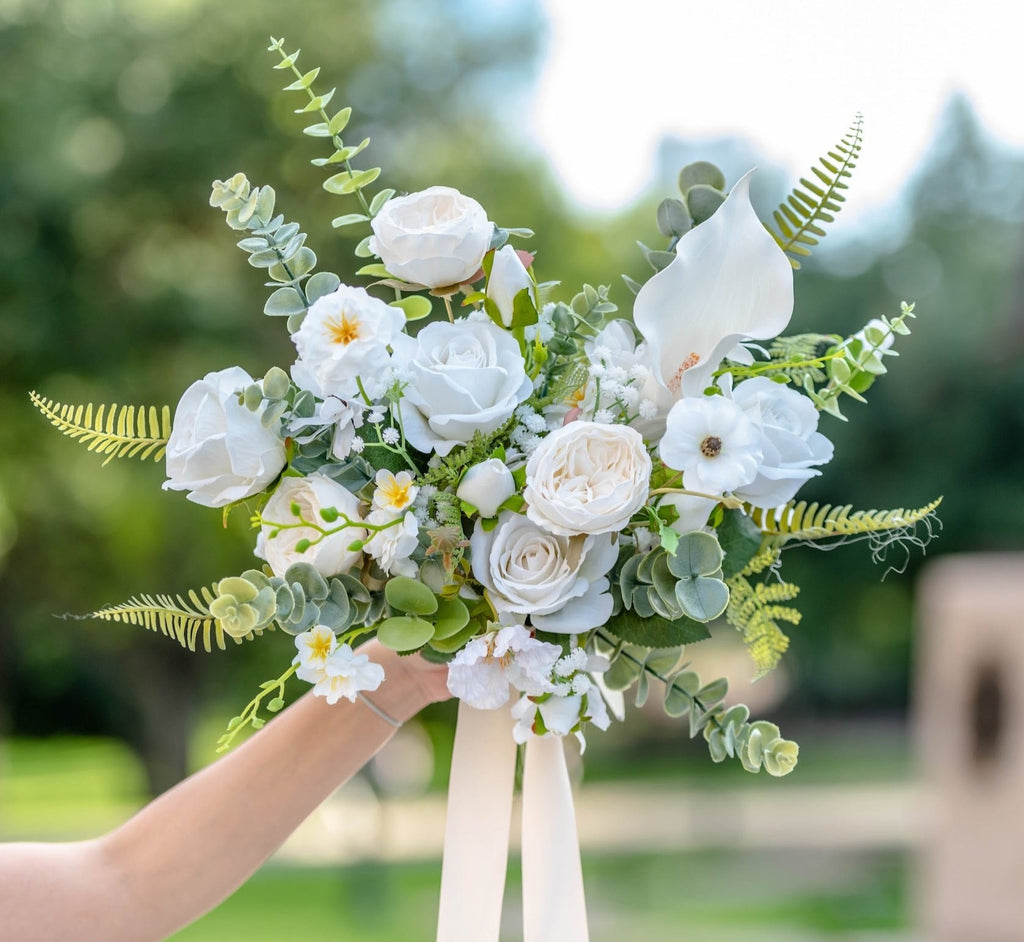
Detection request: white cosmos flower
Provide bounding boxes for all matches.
[292,285,405,400]
[728,377,834,508]
[310,643,385,705]
[633,171,794,399]
[446,625,561,709]
[470,512,618,633]
[659,395,763,496]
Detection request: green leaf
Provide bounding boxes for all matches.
[369,188,396,215]
[675,575,730,622]
[431,598,470,640]
[328,107,352,135]
[390,295,432,321]
[323,167,381,195]
[356,263,392,279]
[263,286,307,317]
[604,650,645,691]
[664,671,701,717]
[717,510,763,579]
[302,123,333,138]
[304,271,341,304]
[656,197,692,239]
[331,213,370,229]
[427,621,479,654]
[679,161,726,193]
[686,185,726,225]
[284,67,320,90]
[666,531,724,579]
[377,616,435,652]
[384,577,438,616]
[605,612,710,648]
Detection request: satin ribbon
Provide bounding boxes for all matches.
[436,702,590,942]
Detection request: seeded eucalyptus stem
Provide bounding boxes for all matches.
[218,663,298,752]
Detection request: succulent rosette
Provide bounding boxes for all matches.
[33,44,940,780]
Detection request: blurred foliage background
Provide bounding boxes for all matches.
[1,0,1023,935]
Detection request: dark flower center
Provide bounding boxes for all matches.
[700,435,723,458]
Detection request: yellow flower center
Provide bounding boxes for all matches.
[326,311,361,345]
[379,476,413,510]
[309,633,334,661]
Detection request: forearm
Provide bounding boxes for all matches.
[0,650,441,942]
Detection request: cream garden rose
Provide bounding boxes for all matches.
[393,318,532,457]
[255,472,365,578]
[292,285,405,400]
[164,366,287,508]
[524,421,652,536]
[368,186,492,289]
[470,511,618,633]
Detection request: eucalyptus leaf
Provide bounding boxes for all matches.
[384,577,438,616]
[377,616,435,652]
[604,613,710,649]
[264,286,307,317]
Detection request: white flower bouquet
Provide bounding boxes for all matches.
[31,37,940,938]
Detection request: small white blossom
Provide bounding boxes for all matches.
[638,399,658,420]
[523,412,547,433]
[372,469,418,512]
[446,625,560,709]
[349,435,365,454]
[311,643,386,705]
[381,426,401,445]
[364,509,419,576]
[292,625,338,684]
[593,409,615,425]
[366,407,387,425]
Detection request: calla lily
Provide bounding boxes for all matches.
[633,171,793,399]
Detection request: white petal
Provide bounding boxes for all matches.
[634,171,793,398]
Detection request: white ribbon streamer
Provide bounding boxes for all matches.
[436,703,590,942]
[522,734,591,942]
[436,702,518,942]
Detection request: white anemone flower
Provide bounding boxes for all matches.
[633,171,794,400]
[659,395,763,496]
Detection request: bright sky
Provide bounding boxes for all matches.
[530,0,1023,223]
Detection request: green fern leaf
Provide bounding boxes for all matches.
[86,586,266,653]
[750,497,943,543]
[725,550,801,678]
[30,392,172,467]
[770,115,863,269]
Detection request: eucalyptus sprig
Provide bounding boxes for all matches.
[268,37,393,240]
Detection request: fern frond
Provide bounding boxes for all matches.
[86,586,266,653]
[770,115,863,269]
[725,567,801,678]
[751,497,943,543]
[30,392,172,467]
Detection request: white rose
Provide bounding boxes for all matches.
[729,377,834,508]
[524,422,652,536]
[456,459,516,517]
[487,245,533,327]
[255,473,365,578]
[394,319,532,457]
[470,512,619,633]
[292,285,405,400]
[163,366,286,508]
[368,186,492,289]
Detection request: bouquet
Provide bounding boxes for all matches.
[31,37,940,941]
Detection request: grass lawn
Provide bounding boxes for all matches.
[176,849,907,941]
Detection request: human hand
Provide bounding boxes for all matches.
[357,638,452,724]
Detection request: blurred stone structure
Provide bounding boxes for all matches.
[916,554,1024,942]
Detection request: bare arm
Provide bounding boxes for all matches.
[0,642,449,941]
